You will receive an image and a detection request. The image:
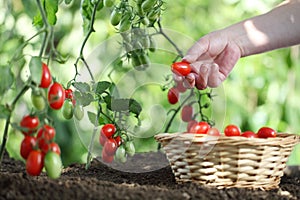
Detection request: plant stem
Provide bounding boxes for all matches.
[0,84,30,167]
[164,89,194,133]
[157,20,184,58]
[74,0,102,82]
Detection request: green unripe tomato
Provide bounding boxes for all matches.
[115,145,127,163]
[62,99,74,120]
[44,151,62,179]
[119,14,132,32]
[31,90,46,111]
[142,0,157,12]
[125,141,135,157]
[110,9,122,26]
[103,0,114,7]
[74,104,84,120]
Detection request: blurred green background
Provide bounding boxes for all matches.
[1,0,299,166]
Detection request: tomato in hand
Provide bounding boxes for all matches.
[241,131,258,138]
[189,121,210,134]
[39,63,52,88]
[181,105,193,122]
[257,127,277,138]
[48,82,65,110]
[20,115,40,136]
[167,87,179,104]
[44,151,62,179]
[20,136,37,160]
[26,150,44,176]
[207,127,221,136]
[101,124,116,138]
[103,138,118,156]
[171,61,191,76]
[224,124,241,136]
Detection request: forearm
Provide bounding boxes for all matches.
[224,0,300,57]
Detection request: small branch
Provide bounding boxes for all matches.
[157,19,184,58]
[0,84,30,167]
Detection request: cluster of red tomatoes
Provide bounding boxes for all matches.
[186,121,277,138]
[19,115,62,179]
[99,124,135,163]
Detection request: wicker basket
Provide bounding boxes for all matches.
[155,132,300,190]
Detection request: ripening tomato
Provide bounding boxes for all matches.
[189,121,210,134]
[101,124,116,138]
[36,125,56,151]
[224,124,241,136]
[62,99,74,120]
[39,63,52,88]
[241,131,258,138]
[20,136,37,160]
[114,136,122,146]
[207,127,221,136]
[26,150,44,176]
[181,105,193,122]
[257,127,277,138]
[171,61,191,76]
[20,115,40,136]
[102,149,114,163]
[48,82,65,110]
[103,138,118,156]
[167,87,179,104]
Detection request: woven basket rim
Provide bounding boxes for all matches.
[155,132,300,147]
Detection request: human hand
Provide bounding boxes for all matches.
[180,31,242,89]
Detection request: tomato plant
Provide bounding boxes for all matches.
[20,115,40,136]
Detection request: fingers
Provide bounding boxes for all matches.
[183,37,209,63]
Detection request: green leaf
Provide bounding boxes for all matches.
[95,81,111,95]
[98,115,111,125]
[0,104,11,119]
[73,82,91,93]
[29,57,42,85]
[0,66,14,94]
[87,111,97,125]
[103,95,112,110]
[111,98,130,112]
[81,0,94,34]
[129,99,142,117]
[33,0,59,26]
[74,91,94,107]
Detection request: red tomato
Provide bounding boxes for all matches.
[207,127,221,136]
[48,82,65,110]
[167,87,179,104]
[189,121,210,134]
[257,127,277,138]
[171,61,191,76]
[187,120,197,132]
[103,138,118,156]
[65,88,73,100]
[241,131,258,138]
[114,136,122,146]
[101,124,116,138]
[49,142,61,155]
[102,149,114,163]
[26,150,44,176]
[39,63,52,88]
[20,136,37,160]
[20,115,40,136]
[224,124,241,136]
[181,105,193,122]
[37,125,56,141]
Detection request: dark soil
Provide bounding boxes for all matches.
[0,151,299,200]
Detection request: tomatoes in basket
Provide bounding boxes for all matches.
[20,115,40,136]
[207,127,221,136]
[224,124,241,136]
[257,127,277,138]
[171,61,191,76]
[48,82,65,110]
[189,121,210,134]
[241,131,258,138]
